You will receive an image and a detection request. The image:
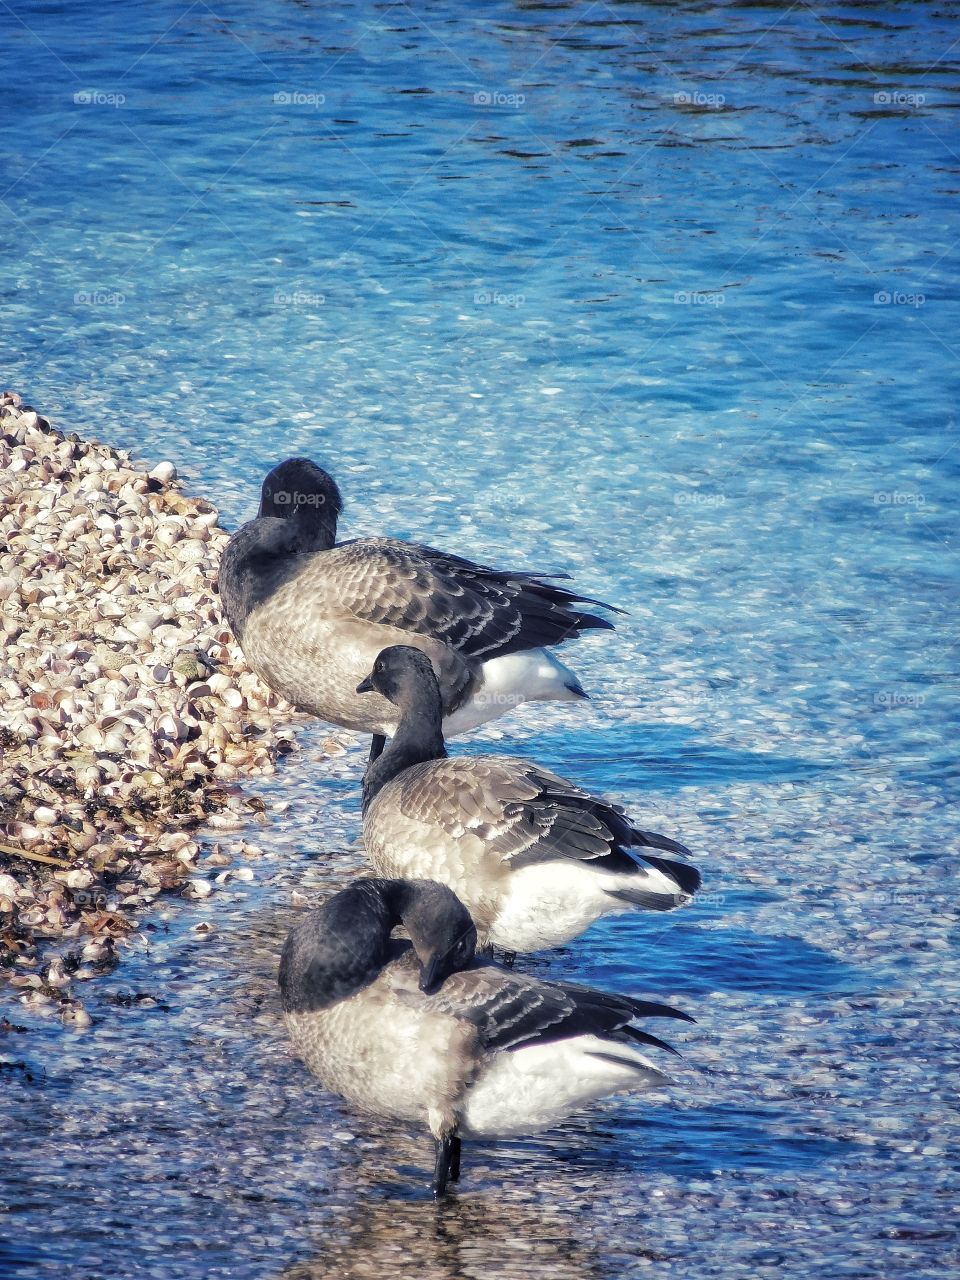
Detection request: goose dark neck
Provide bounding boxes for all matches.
[362,679,447,811]
[279,878,411,1013]
[219,517,301,636]
[287,504,338,553]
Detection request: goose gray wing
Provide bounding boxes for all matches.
[388,757,700,894]
[386,756,548,844]
[399,962,693,1056]
[321,537,617,659]
[493,762,700,891]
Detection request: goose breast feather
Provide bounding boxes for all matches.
[242,575,476,732]
[284,950,480,1133]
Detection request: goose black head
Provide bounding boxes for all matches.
[356,645,440,706]
[399,880,478,995]
[258,457,343,550]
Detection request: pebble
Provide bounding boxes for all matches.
[148,461,177,483]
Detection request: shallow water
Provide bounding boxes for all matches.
[3,1,960,1276]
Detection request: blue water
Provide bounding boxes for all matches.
[2,1,960,1277]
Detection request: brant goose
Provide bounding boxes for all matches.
[279,877,692,1195]
[219,458,618,760]
[357,646,701,953]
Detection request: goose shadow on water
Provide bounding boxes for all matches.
[268,1105,856,1280]
[570,911,867,1001]
[482,719,828,796]
[180,887,864,1013]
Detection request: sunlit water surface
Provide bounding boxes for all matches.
[2,1,959,1277]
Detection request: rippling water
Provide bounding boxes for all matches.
[3,2,959,1277]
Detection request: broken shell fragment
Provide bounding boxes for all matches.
[183,879,213,899]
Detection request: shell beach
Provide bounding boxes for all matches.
[0,392,301,1026]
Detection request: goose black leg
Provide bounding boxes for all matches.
[433,1132,458,1197]
[369,733,386,763]
[502,950,517,970]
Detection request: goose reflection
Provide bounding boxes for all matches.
[276,1179,607,1280]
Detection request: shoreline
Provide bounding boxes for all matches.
[0,391,304,1025]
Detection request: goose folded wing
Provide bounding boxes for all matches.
[402,758,694,870]
[392,758,696,890]
[393,757,544,843]
[496,762,634,866]
[326,537,617,659]
[417,966,693,1056]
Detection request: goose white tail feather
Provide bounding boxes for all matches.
[488,859,691,952]
[462,1034,671,1138]
[443,648,587,735]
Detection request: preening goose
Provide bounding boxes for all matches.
[279,877,693,1196]
[357,646,701,953]
[218,458,618,760]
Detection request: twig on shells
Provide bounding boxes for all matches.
[0,843,72,868]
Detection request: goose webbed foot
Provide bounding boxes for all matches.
[369,734,386,763]
[501,950,517,969]
[432,1131,460,1197]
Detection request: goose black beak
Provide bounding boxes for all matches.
[356,674,375,694]
[418,955,445,995]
